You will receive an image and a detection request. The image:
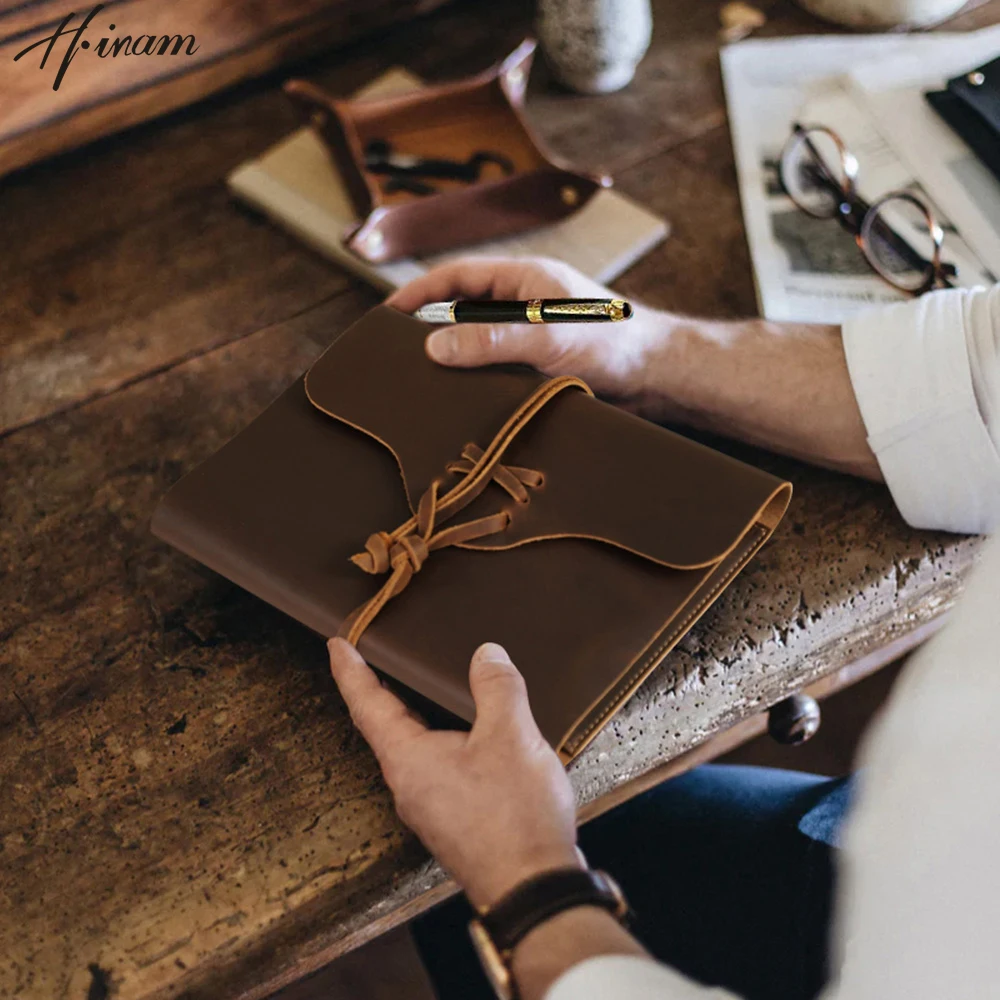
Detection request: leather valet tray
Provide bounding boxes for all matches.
[282,39,609,263]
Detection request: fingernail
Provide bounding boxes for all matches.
[426,329,455,363]
[474,641,511,664]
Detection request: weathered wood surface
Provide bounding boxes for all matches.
[1,0,996,997]
[0,0,453,179]
[0,0,538,438]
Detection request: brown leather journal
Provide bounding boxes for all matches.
[152,306,791,762]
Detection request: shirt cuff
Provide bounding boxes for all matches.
[842,289,1000,534]
[546,955,738,1000]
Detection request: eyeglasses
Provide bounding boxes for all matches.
[779,123,956,295]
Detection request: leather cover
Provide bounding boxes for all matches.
[151,306,792,762]
[927,57,1000,185]
[283,39,610,263]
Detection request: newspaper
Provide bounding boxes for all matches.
[850,25,1000,279]
[721,34,994,324]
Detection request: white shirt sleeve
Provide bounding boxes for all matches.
[546,955,737,1000]
[816,531,1000,1000]
[841,285,1000,534]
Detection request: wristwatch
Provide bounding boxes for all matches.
[468,866,630,1000]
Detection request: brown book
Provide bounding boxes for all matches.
[152,307,791,762]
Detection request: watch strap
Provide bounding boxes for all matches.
[479,867,628,954]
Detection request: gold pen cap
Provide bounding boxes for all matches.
[541,300,633,322]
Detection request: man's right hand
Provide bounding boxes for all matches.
[386,257,669,408]
[388,255,880,479]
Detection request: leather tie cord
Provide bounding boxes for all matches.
[338,376,592,645]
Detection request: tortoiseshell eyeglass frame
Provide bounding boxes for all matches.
[780,122,956,295]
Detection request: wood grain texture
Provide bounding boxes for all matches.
[0,0,453,178]
[0,185,352,435]
[613,126,757,317]
[1,300,403,1000]
[2,0,998,997]
[0,0,531,437]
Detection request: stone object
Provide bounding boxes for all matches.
[538,0,653,94]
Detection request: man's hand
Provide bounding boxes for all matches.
[387,257,667,405]
[328,638,580,911]
[329,639,646,1000]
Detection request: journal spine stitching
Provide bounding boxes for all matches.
[563,524,768,756]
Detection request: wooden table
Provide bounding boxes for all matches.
[1,1,995,997]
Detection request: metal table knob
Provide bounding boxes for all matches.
[768,693,821,745]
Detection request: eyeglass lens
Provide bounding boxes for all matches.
[860,195,940,293]
[780,128,849,219]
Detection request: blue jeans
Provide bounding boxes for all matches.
[414,764,853,1000]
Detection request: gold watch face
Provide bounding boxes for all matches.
[468,919,514,1000]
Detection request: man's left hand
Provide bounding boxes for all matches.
[328,638,581,910]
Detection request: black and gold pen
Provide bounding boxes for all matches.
[412,298,632,324]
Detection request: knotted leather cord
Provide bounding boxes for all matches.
[446,443,544,504]
[339,375,592,645]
